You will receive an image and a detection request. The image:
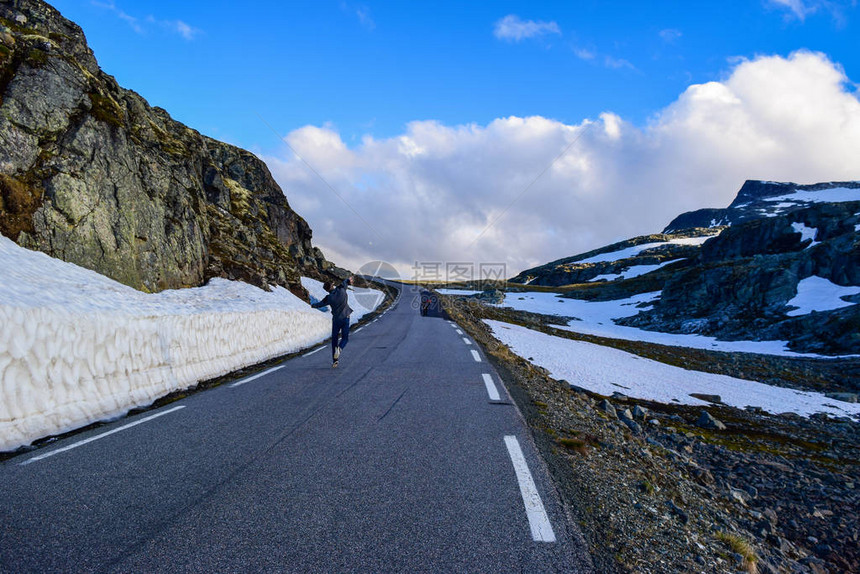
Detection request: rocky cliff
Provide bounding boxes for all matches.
[0,0,333,297]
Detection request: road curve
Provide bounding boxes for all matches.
[0,282,593,573]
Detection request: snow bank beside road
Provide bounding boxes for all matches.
[485,320,860,419]
[0,237,380,452]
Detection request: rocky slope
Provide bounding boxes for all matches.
[509,229,720,287]
[623,200,860,355]
[0,0,334,297]
[511,180,860,356]
[664,180,860,232]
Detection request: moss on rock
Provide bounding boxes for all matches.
[0,173,42,239]
[88,91,124,128]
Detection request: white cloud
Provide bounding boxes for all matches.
[770,0,820,20]
[341,2,376,30]
[355,6,376,30]
[659,28,682,43]
[767,0,854,23]
[573,47,596,61]
[92,1,142,34]
[93,1,200,40]
[169,20,199,40]
[572,45,636,71]
[493,15,561,42]
[604,55,636,70]
[266,51,860,279]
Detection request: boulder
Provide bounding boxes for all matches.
[825,392,859,404]
[470,288,505,304]
[690,394,722,404]
[622,418,642,435]
[696,411,727,431]
[598,399,617,419]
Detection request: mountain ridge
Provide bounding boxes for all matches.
[664,179,860,232]
[510,179,860,355]
[0,0,335,298]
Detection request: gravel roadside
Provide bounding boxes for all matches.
[442,294,860,574]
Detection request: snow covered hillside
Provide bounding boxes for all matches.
[441,288,856,357]
[575,236,712,265]
[485,320,860,419]
[0,237,381,452]
[510,180,859,355]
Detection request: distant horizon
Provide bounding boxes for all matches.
[49,0,860,277]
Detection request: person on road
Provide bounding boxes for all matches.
[420,291,432,316]
[312,276,353,368]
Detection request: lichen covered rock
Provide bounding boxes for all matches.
[0,0,331,296]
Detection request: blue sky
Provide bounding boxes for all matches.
[48,1,860,276]
[51,0,859,151]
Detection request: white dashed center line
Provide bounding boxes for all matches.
[482,373,501,401]
[504,435,556,543]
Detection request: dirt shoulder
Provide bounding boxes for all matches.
[442,294,860,574]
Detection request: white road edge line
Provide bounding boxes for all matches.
[470,350,481,362]
[305,347,325,357]
[456,329,463,335]
[504,435,557,543]
[462,337,472,345]
[230,365,285,388]
[482,373,501,401]
[21,406,186,466]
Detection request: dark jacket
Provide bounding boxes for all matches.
[312,279,353,321]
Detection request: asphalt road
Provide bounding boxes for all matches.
[0,282,593,573]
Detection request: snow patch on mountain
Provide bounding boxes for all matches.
[785,276,860,317]
[485,320,860,418]
[577,236,713,265]
[765,187,860,205]
[589,260,685,282]
[790,222,819,248]
[490,290,853,357]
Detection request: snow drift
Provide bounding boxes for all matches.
[0,237,379,452]
[485,319,860,418]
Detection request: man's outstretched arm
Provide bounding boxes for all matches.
[311,295,330,309]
